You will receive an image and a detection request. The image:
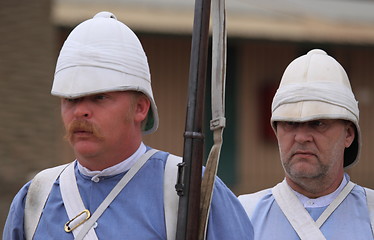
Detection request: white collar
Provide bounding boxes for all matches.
[292,175,348,208]
[77,142,147,182]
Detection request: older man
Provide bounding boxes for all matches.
[3,12,253,240]
[239,49,373,240]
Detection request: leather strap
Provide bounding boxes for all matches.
[199,0,227,239]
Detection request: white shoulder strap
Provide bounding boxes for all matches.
[60,162,99,240]
[75,149,159,240]
[273,180,326,240]
[24,163,70,240]
[164,153,182,240]
[74,150,180,240]
[315,181,355,227]
[364,187,374,236]
[273,180,355,240]
[24,151,181,240]
[238,189,270,218]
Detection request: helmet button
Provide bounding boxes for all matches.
[93,11,117,20]
[307,49,327,56]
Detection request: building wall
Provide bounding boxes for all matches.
[339,47,374,188]
[141,35,191,157]
[0,0,67,231]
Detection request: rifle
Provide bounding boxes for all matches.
[175,0,226,239]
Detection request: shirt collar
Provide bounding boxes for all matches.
[77,142,146,181]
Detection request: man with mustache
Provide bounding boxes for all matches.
[3,12,253,240]
[239,49,374,239]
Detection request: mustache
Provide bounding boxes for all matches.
[64,120,104,141]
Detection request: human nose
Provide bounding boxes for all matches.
[294,124,313,143]
[73,101,91,119]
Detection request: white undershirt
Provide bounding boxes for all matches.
[292,175,348,208]
[77,142,147,182]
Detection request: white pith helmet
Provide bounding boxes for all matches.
[271,49,360,168]
[51,11,158,135]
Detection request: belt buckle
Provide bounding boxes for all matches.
[64,209,91,233]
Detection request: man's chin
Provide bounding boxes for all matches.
[286,163,323,179]
[288,168,324,180]
[71,141,101,156]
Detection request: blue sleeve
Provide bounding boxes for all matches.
[3,182,30,240]
[206,177,254,240]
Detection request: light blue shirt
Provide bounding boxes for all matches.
[241,175,373,240]
[3,148,253,240]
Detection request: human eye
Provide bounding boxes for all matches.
[279,121,298,131]
[64,98,80,103]
[286,121,298,126]
[284,121,299,128]
[309,120,328,131]
[310,120,323,127]
[92,94,108,101]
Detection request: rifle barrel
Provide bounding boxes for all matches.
[175,0,211,239]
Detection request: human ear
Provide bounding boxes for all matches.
[344,122,356,148]
[134,95,150,123]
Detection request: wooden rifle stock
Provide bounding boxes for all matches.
[175,0,211,239]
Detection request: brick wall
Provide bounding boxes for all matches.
[0,0,68,231]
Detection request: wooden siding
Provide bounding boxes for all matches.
[141,35,191,156]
